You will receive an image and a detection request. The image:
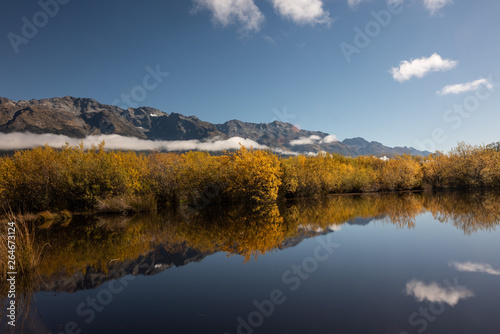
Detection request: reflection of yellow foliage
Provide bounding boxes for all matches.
[170,204,289,262]
[283,194,424,230]
[2,191,499,298]
[425,191,500,235]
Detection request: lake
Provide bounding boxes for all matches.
[2,191,500,334]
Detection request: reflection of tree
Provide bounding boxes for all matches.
[3,191,500,297]
[280,191,500,233]
[170,204,293,262]
[4,191,500,332]
[282,193,425,230]
[425,191,500,235]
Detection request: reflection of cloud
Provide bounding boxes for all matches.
[298,224,342,233]
[405,279,474,306]
[0,132,269,152]
[327,224,342,231]
[450,261,500,276]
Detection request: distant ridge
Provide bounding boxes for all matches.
[0,96,431,156]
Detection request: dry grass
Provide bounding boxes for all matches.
[0,212,48,330]
[97,194,157,214]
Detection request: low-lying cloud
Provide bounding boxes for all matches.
[391,53,458,82]
[405,279,474,307]
[290,134,338,146]
[0,132,271,152]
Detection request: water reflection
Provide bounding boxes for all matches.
[404,279,475,307]
[4,192,500,292]
[449,261,500,276]
[1,191,500,332]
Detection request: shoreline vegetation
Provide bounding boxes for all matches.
[0,142,499,215]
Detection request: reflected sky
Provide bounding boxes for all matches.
[1,191,500,333]
[449,261,500,276]
[404,279,474,307]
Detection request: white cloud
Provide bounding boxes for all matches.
[290,134,337,146]
[405,279,474,307]
[423,0,453,15]
[0,132,270,152]
[272,0,333,26]
[263,35,276,45]
[347,0,364,8]
[391,53,458,82]
[349,0,404,8]
[437,78,493,96]
[320,134,338,144]
[450,261,500,276]
[387,0,404,5]
[290,135,320,146]
[193,0,264,33]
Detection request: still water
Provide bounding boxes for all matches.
[2,191,500,334]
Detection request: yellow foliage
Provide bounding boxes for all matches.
[0,142,499,214]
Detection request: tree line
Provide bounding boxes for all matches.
[0,142,499,213]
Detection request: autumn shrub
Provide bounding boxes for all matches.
[221,147,282,203]
[175,151,223,205]
[146,152,182,206]
[1,142,500,214]
[422,143,500,189]
[0,146,68,212]
[380,155,423,191]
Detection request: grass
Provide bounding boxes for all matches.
[0,211,48,330]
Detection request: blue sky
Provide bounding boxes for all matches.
[1,0,499,151]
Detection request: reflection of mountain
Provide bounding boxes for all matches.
[38,244,212,293]
[348,217,376,226]
[38,230,333,293]
[11,191,500,295]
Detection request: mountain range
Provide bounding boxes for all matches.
[0,96,430,156]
